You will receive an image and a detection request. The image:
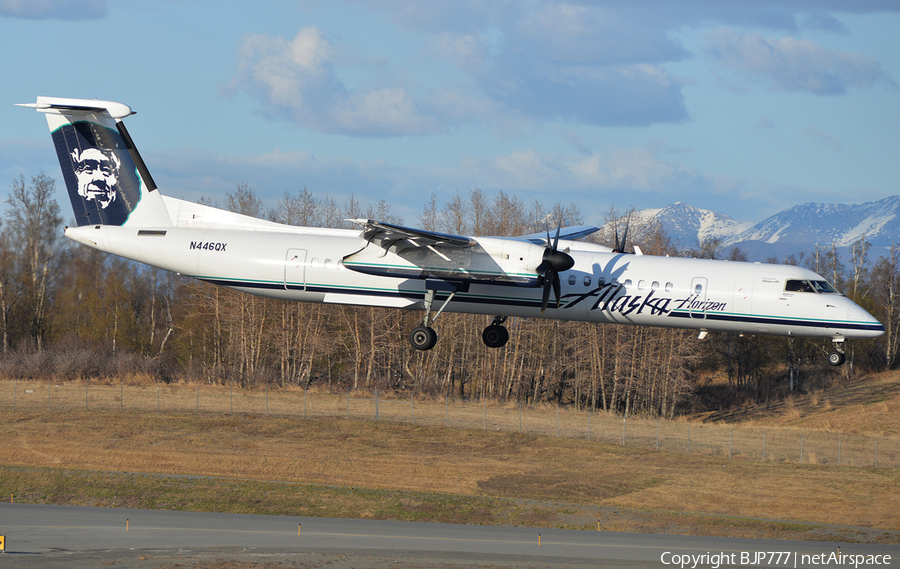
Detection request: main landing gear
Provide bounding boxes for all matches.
[410,325,438,351]
[482,316,509,348]
[408,284,510,351]
[827,339,845,367]
[409,287,454,351]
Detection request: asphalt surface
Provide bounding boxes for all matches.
[0,503,895,568]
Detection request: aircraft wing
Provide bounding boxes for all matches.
[515,225,601,245]
[349,219,478,249]
[351,219,600,250]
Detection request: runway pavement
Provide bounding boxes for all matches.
[0,503,895,568]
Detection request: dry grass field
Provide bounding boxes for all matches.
[696,370,900,437]
[1,373,898,544]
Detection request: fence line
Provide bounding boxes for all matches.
[2,379,896,468]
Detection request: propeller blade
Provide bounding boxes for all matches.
[541,272,553,312]
[551,271,562,308]
[613,220,630,254]
[552,221,561,252]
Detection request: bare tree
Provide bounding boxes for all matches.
[5,172,63,350]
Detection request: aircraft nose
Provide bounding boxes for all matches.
[847,302,885,338]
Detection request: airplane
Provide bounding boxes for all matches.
[19,96,884,366]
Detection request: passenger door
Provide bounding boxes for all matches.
[284,248,307,291]
[690,277,708,319]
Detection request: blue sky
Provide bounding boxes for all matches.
[2,0,898,227]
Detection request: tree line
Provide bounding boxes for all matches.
[1,173,897,416]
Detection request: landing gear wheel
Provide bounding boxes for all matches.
[827,351,845,367]
[482,324,509,348]
[410,326,438,351]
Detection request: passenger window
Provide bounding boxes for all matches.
[310,258,319,268]
[568,275,577,285]
[651,281,659,291]
[638,280,646,290]
[324,259,334,268]
[597,277,606,286]
[694,284,703,294]
[583,276,592,286]
[624,279,632,288]
[665,282,673,292]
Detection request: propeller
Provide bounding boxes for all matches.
[537,222,575,312]
[612,219,629,254]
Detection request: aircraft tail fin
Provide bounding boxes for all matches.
[18,97,172,228]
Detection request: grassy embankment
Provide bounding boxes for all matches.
[1,372,899,544]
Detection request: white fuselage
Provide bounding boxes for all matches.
[65,222,884,342]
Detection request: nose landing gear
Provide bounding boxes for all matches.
[827,339,845,367]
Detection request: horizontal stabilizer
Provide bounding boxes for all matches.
[16,97,135,119]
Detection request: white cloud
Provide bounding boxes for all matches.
[229,28,441,136]
[801,126,843,152]
[233,3,899,134]
[703,29,894,95]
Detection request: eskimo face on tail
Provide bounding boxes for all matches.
[71,147,120,209]
[52,121,141,226]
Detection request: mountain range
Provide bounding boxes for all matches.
[630,196,900,262]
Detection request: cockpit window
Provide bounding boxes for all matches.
[785,280,813,292]
[811,280,839,294]
[785,279,840,294]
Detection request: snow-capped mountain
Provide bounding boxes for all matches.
[727,196,900,248]
[633,202,753,249]
[631,196,900,259]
